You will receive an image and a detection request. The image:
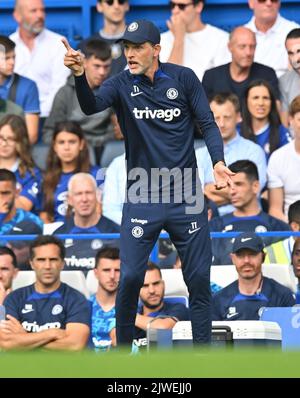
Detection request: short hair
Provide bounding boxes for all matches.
[229,160,259,182]
[286,28,300,42]
[0,246,17,268]
[288,200,300,224]
[0,169,17,185]
[210,92,240,113]
[95,247,120,267]
[0,35,16,53]
[82,39,111,61]
[68,172,97,193]
[146,261,162,278]
[29,235,65,260]
[292,237,300,256]
[289,95,300,117]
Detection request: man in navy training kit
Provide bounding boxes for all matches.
[63,19,234,347]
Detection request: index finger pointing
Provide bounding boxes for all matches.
[61,37,72,51]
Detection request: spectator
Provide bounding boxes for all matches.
[202,26,280,108]
[0,169,43,269]
[279,29,300,127]
[0,35,40,143]
[292,238,300,304]
[0,247,18,305]
[159,0,231,80]
[0,235,90,351]
[40,121,102,223]
[133,262,190,348]
[43,39,115,164]
[265,200,300,264]
[54,173,120,274]
[78,0,129,76]
[209,160,290,265]
[212,232,295,321]
[0,115,42,213]
[199,93,267,216]
[268,95,300,221]
[10,0,70,120]
[239,79,291,161]
[244,0,299,77]
[89,247,120,351]
[0,99,23,120]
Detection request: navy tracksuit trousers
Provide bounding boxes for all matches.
[115,201,212,346]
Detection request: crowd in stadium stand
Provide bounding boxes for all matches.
[0,0,300,350]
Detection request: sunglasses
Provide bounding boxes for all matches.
[169,2,194,11]
[256,0,279,3]
[103,0,127,6]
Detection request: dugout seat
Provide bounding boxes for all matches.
[13,270,89,298]
[161,269,188,297]
[86,269,98,296]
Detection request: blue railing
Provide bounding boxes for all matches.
[2,231,300,263]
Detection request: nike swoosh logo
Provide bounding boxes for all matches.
[21,309,34,314]
[130,91,143,97]
[226,313,238,319]
[241,238,252,242]
[188,227,201,234]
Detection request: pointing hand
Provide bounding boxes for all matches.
[62,37,85,76]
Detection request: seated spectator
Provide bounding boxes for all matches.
[133,262,190,348]
[10,0,70,120]
[265,200,300,264]
[0,247,18,305]
[0,169,43,269]
[244,0,299,77]
[292,238,300,304]
[279,29,300,127]
[40,121,103,223]
[0,115,42,212]
[268,95,300,221]
[239,79,291,161]
[53,173,120,274]
[202,26,280,108]
[159,0,231,80]
[43,39,115,164]
[212,232,295,321]
[78,0,129,76]
[0,235,90,351]
[0,99,23,120]
[89,247,120,352]
[198,93,267,216]
[209,160,290,265]
[0,35,40,143]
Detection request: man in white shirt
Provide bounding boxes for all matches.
[268,95,300,221]
[10,0,70,118]
[159,0,231,80]
[279,28,300,127]
[244,0,299,77]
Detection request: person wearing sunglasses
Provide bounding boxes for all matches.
[78,0,129,76]
[63,19,234,349]
[244,0,299,78]
[159,0,231,81]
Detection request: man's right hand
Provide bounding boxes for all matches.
[61,37,85,77]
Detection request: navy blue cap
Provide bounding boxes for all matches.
[232,232,264,253]
[118,20,160,45]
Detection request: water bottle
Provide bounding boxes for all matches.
[0,304,5,321]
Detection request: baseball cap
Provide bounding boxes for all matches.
[232,232,264,253]
[118,20,160,45]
